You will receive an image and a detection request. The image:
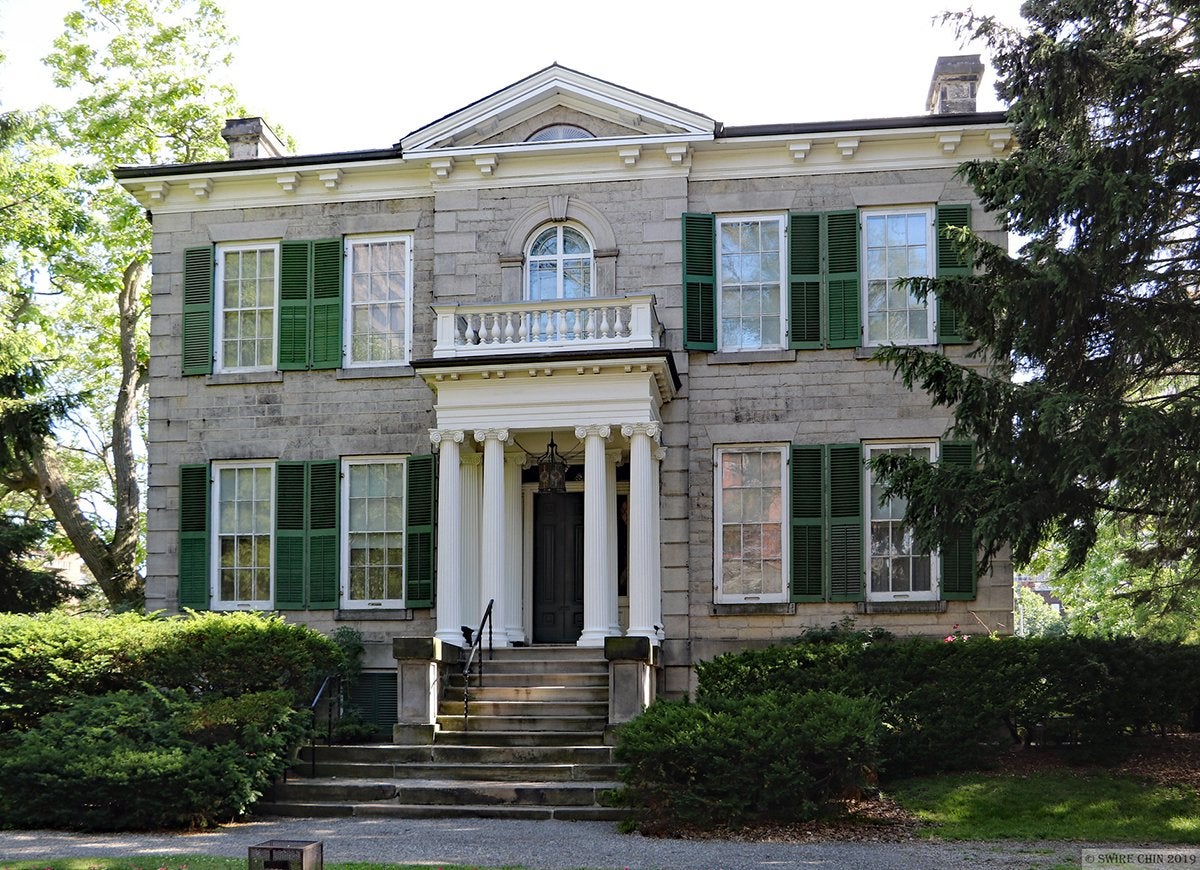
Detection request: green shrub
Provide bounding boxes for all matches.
[615,690,882,829]
[0,686,306,830]
[693,630,1200,775]
[0,611,342,732]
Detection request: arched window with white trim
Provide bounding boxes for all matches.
[526,224,594,300]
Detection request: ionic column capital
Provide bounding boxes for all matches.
[429,428,465,446]
[473,428,510,444]
[621,422,661,442]
[576,424,611,440]
[605,448,623,467]
[460,452,482,467]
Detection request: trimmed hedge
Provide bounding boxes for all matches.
[615,691,882,829]
[697,631,1200,773]
[0,610,342,732]
[0,611,342,830]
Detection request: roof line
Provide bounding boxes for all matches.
[719,110,1009,138]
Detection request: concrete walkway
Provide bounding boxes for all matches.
[0,816,1088,868]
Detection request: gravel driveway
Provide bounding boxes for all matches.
[0,816,1090,868]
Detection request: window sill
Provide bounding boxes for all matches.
[336,365,415,380]
[856,599,947,614]
[206,370,284,386]
[711,602,796,616]
[708,349,797,365]
[336,608,415,621]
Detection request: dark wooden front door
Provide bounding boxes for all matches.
[533,492,585,644]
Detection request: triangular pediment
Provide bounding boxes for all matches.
[400,64,715,154]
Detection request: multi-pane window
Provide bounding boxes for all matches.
[213,462,273,608]
[346,236,412,366]
[866,443,938,599]
[717,215,786,350]
[216,244,278,371]
[714,445,788,602]
[526,224,593,300]
[863,208,934,345]
[342,458,406,607]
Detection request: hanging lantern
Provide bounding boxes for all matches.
[537,433,568,493]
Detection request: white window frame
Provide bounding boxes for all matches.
[861,206,936,347]
[864,441,940,602]
[210,460,274,611]
[524,222,596,301]
[340,455,408,609]
[716,213,788,352]
[214,241,280,374]
[343,234,414,368]
[713,443,790,604]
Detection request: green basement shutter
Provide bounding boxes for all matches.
[278,241,311,371]
[178,464,211,609]
[346,671,398,737]
[274,461,306,609]
[788,213,823,349]
[182,247,214,375]
[790,445,825,601]
[936,204,972,345]
[825,211,861,348]
[309,239,343,369]
[827,443,864,602]
[307,460,340,609]
[682,213,717,350]
[939,440,978,600]
[405,454,436,608]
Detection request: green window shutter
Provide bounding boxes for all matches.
[939,440,978,600]
[278,241,311,370]
[788,213,822,349]
[405,453,437,608]
[828,443,864,602]
[274,461,306,609]
[936,204,972,344]
[790,445,825,601]
[182,247,214,375]
[309,239,343,369]
[682,213,717,351]
[307,460,340,609]
[178,464,210,610]
[346,671,398,737]
[825,211,861,349]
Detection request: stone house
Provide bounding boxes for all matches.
[116,58,1013,730]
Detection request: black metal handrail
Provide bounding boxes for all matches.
[305,673,339,778]
[460,598,495,721]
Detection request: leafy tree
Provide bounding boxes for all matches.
[1027,514,1200,642]
[0,514,74,613]
[1013,584,1067,638]
[873,1,1200,603]
[0,1,247,609]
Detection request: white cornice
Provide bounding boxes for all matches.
[116,123,1011,214]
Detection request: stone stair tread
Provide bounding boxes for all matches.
[255,801,628,821]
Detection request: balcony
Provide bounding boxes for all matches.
[431,294,662,359]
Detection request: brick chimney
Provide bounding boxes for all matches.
[220,117,287,160]
[926,55,984,115]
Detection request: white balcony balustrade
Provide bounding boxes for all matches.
[432,294,661,358]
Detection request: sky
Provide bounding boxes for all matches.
[0,0,1026,157]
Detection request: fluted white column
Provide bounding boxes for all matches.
[475,428,510,648]
[606,448,622,636]
[576,424,616,647]
[504,450,525,644]
[460,452,482,633]
[652,444,666,636]
[623,423,661,642]
[431,429,464,645]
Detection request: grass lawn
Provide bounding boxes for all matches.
[890,770,1200,842]
[0,861,525,870]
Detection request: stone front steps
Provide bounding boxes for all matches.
[258,645,627,821]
